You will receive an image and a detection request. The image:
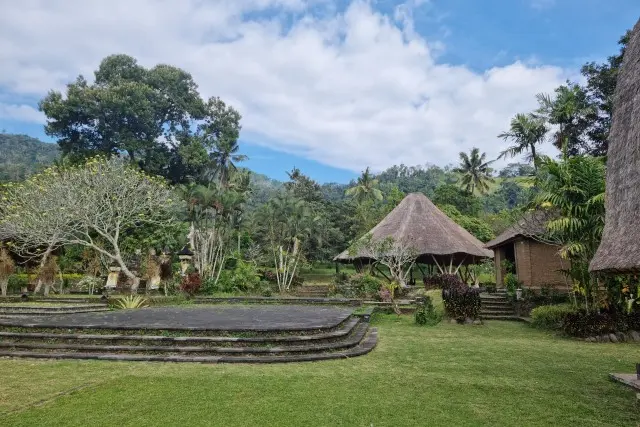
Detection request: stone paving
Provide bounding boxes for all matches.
[0,305,354,332]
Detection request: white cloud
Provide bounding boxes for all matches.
[0,0,568,172]
[0,103,45,123]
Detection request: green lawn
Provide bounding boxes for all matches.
[0,317,637,426]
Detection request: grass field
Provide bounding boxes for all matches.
[0,316,637,426]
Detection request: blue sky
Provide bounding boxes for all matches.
[1,0,638,183]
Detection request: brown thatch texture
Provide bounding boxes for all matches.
[334,192,492,264]
[484,210,554,249]
[590,19,640,273]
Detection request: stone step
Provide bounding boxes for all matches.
[480,310,516,316]
[0,317,362,346]
[0,322,369,355]
[0,329,378,364]
[0,308,110,316]
[0,304,106,311]
[195,296,360,306]
[481,315,523,321]
[34,298,108,305]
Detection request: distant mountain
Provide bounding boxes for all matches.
[0,133,59,182]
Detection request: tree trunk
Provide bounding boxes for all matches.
[0,280,7,296]
[34,245,54,294]
[531,145,538,172]
[116,255,139,293]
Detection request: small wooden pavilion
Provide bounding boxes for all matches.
[484,213,567,289]
[334,192,492,279]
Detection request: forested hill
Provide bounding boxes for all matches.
[0,133,59,181]
[0,133,529,220]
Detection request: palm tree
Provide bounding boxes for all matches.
[208,138,247,187]
[345,167,383,204]
[455,148,494,194]
[498,113,547,172]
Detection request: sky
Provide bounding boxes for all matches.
[0,0,638,183]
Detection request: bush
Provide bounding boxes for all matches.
[350,274,384,297]
[563,309,640,337]
[217,260,261,293]
[530,304,576,330]
[180,272,201,296]
[7,275,28,293]
[414,296,442,326]
[440,274,481,320]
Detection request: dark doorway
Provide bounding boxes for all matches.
[503,243,516,274]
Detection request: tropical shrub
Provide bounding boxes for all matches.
[563,309,640,337]
[530,304,576,330]
[440,274,481,320]
[180,272,202,296]
[7,274,28,294]
[214,260,261,293]
[414,296,441,326]
[114,295,149,309]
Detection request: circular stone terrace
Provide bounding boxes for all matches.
[0,305,354,332]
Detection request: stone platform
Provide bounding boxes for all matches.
[0,305,352,332]
[0,305,377,363]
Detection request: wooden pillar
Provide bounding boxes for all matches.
[494,248,503,287]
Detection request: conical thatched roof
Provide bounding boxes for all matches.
[590,19,640,273]
[335,192,492,265]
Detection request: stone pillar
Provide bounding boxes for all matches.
[177,246,194,275]
[106,266,121,289]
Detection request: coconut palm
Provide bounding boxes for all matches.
[346,167,383,204]
[498,113,547,172]
[455,148,494,194]
[208,138,247,187]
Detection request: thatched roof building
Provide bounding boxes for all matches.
[485,212,566,289]
[590,19,640,273]
[334,192,492,265]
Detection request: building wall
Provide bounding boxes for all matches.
[513,238,566,289]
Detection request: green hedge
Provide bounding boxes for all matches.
[530,304,576,330]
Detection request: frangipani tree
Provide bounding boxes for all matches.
[0,157,177,292]
[349,234,418,288]
[0,168,77,293]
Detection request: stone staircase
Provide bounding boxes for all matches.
[0,303,109,317]
[0,314,377,363]
[480,290,519,321]
[295,284,330,298]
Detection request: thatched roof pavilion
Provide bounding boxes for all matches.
[590,19,640,273]
[334,192,492,266]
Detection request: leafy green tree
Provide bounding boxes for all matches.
[438,205,495,242]
[455,148,494,194]
[498,114,547,171]
[578,30,629,156]
[432,184,482,217]
[535,84,596,156]
[346,167,383,204]
[39,54,243,184]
